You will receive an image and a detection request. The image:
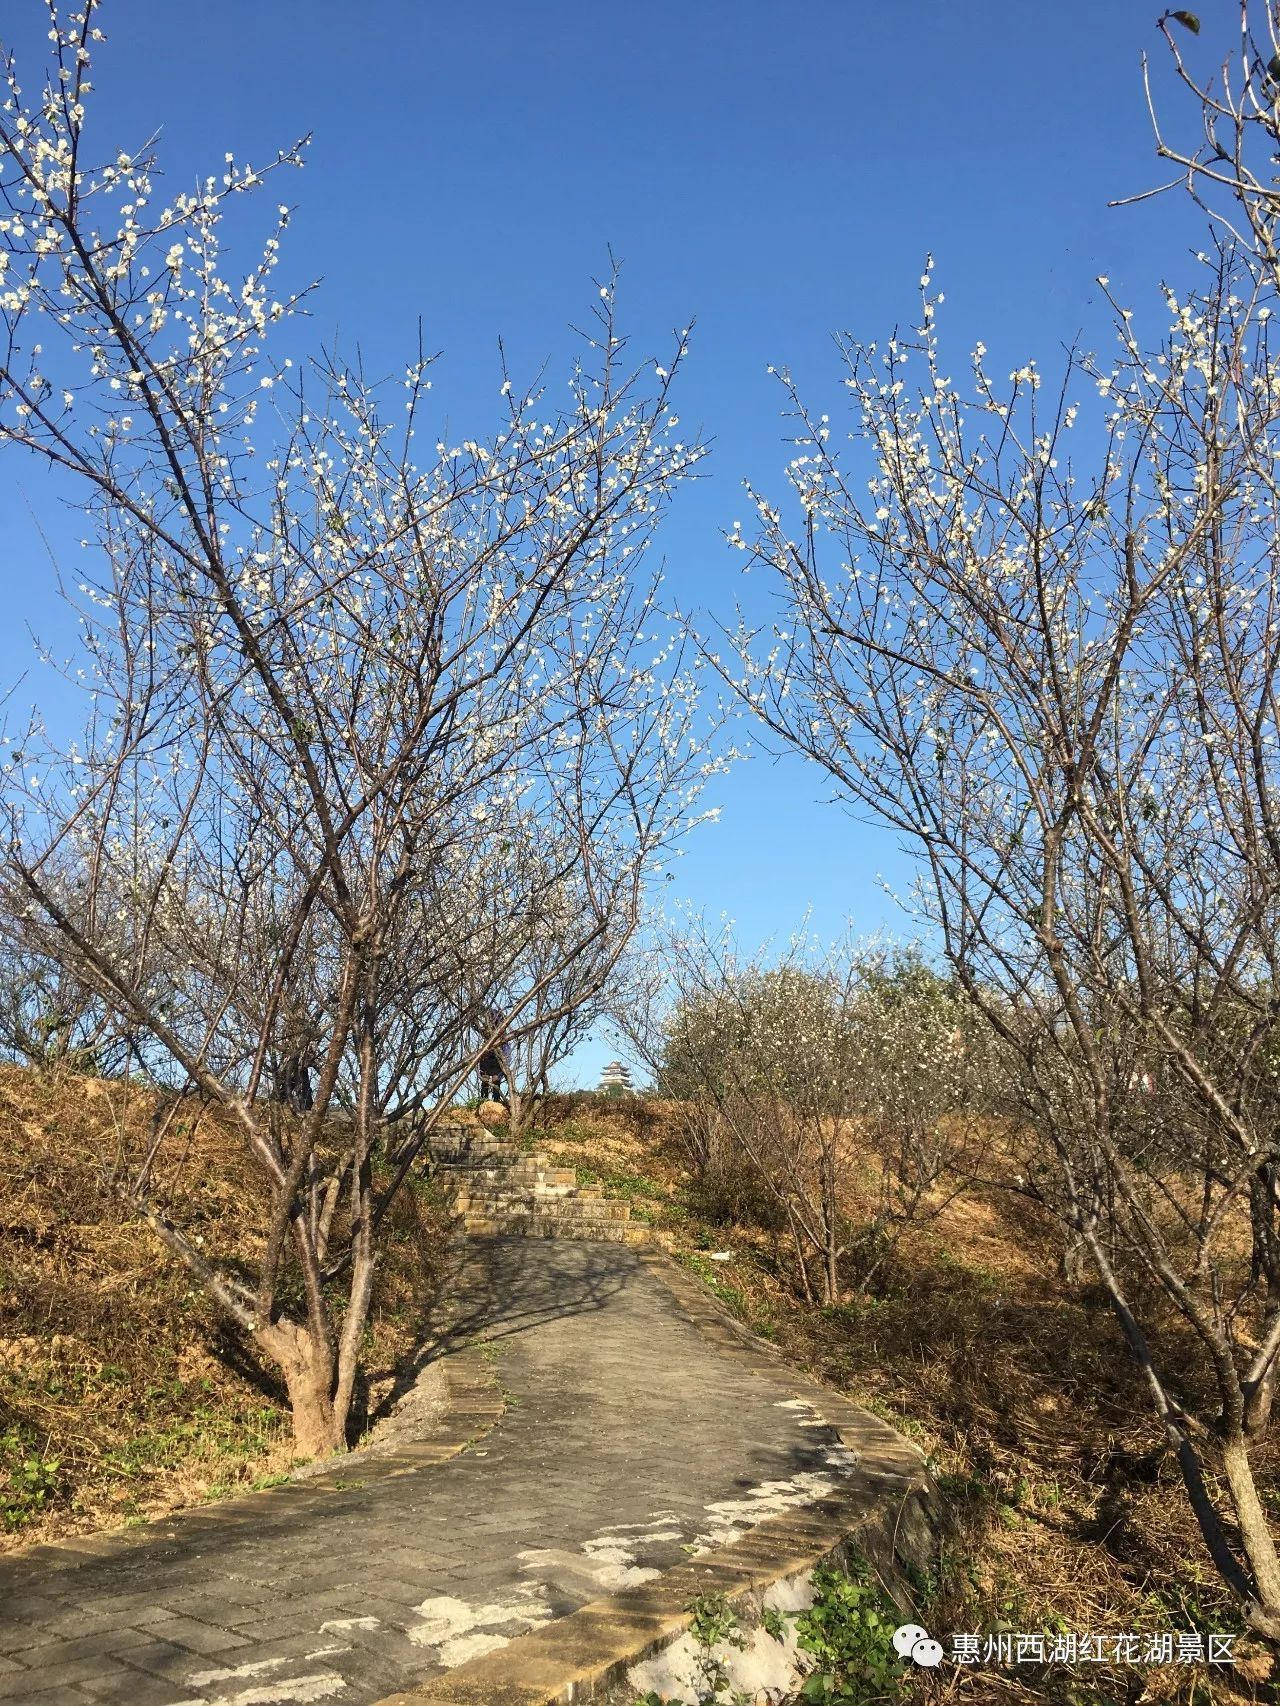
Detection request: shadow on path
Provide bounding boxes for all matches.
[0,1240,868,1706]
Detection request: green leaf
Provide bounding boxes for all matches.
[1168,9,1200,31]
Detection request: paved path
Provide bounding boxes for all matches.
[0,1241,866,1706]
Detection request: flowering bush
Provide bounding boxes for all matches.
[659,927,981,1303]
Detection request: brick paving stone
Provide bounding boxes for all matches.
[0,1592,70,1627]
[19,1689,100,1705]
[0,1619,64,1657]
[9,1602,143,1638]
[5,1628,156,1668]
[79,1672,215,1706]
[218,1603,315,1633]
[111,1634,214,1682]
[0,1240,892,1704]
[0,1654,123,1697]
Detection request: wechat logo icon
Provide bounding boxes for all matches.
[893,1623,945,1668]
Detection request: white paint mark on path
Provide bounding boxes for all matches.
[184,1647,350,1703]
[580,1532,663,1590]
[406,1586,553,1667]
[221,1679,346,1706]
[518,1517,672,1595]
[604,1512,681,1531]
[187,1659,291,1688]
[694,1444,858,1552]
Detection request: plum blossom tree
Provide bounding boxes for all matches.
[718,233,1280,1629]
[0,2,717,1454]
[0,897,123,1073]
[704,3,1280,1634]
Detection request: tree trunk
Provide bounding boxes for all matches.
[1221,1430,1280,1638]
[507,1083,527,1139]
[787,1210,815,1305]
[332,1196,377,1440]
[1059,1234,1088,1285]
[823,1164,840,1305]
[1082,1229,1259,1607]
[824,1228,839,1306]
[262,1321,343,1459]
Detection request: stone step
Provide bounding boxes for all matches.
[457,1194,580,1207]
[433,1151,564,1170]
[480,1163,576,1184]
[447,1166,576,1194]
[436,1139,640,1244]
[453,1184,630,1212]
[455,1194,632,1222]
[443,1166,577,1191]
[431,1148,519,1170]
[463,1214,648,1245]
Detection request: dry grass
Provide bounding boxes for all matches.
[0,1063,453,1551]
[534,1093,1280,1704]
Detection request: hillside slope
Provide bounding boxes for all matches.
[0,1065,449,1549]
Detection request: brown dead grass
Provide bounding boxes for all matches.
[534,1093,1280,1704]
[0,1063,452,1552]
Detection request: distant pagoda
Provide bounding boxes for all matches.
[597,1059,634,1095]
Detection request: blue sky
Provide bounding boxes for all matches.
[0,0,1212,1084]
